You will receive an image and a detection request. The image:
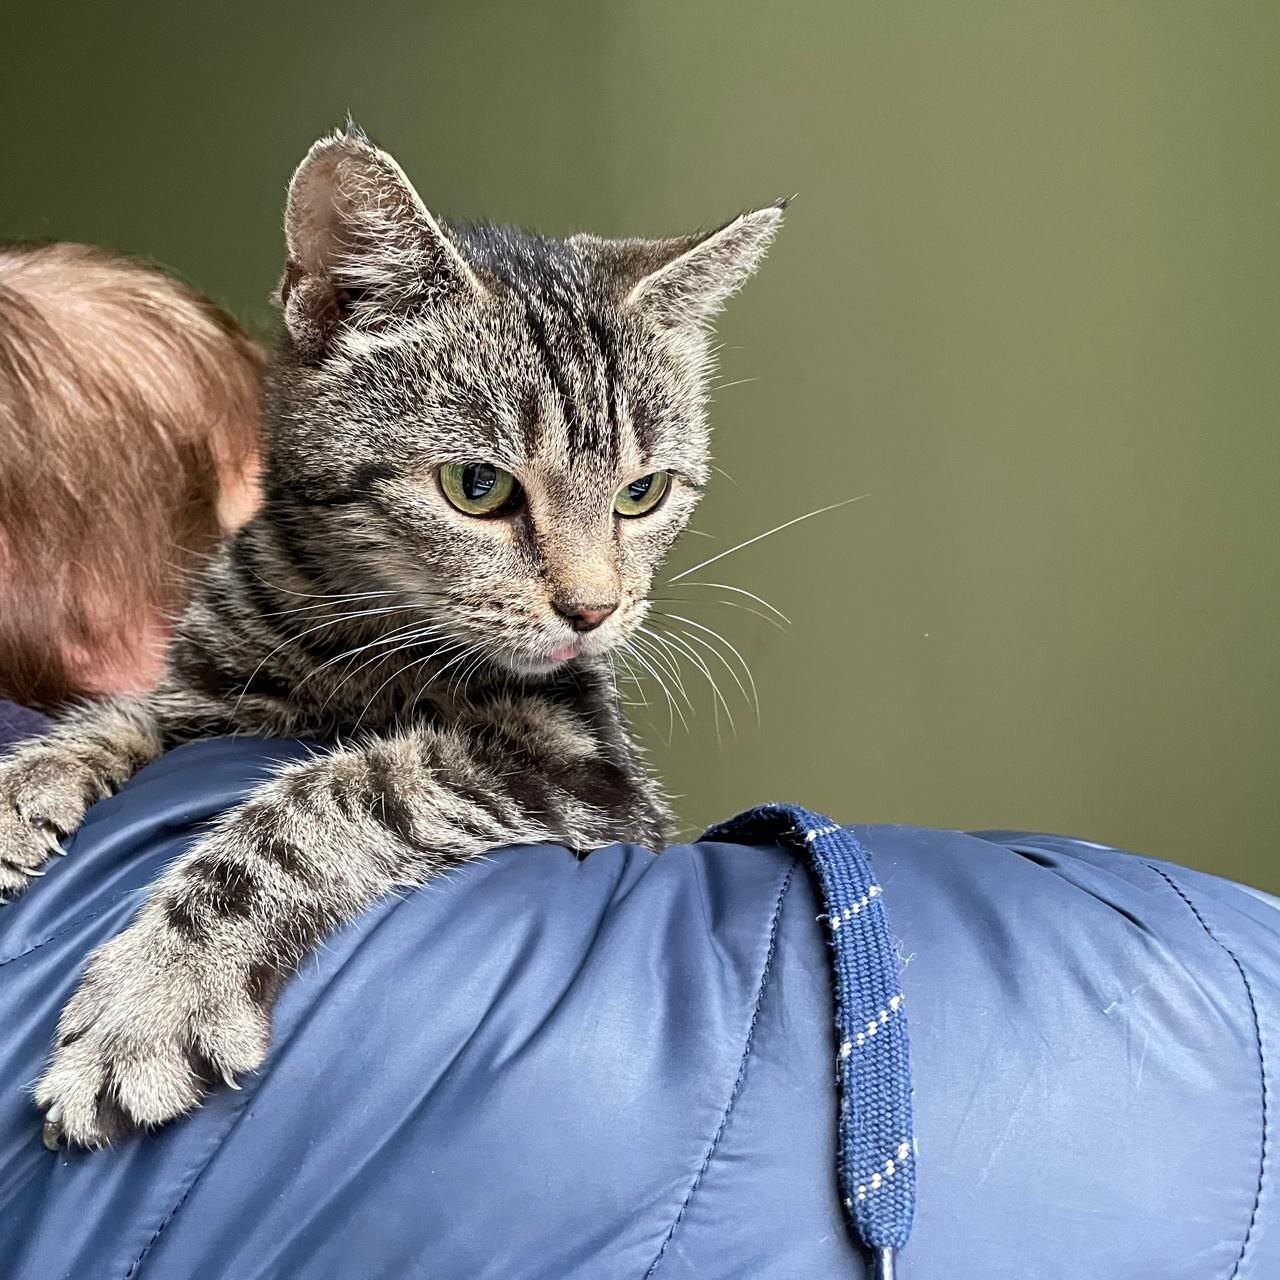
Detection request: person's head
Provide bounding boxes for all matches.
[0,241,264,709]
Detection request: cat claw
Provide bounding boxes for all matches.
[42,1104,63,1151]
[42,829,67,855]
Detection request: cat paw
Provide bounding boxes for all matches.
[35,923,270,1148]
[0,746,101,899]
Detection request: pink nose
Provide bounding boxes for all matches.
[552,600,619,632]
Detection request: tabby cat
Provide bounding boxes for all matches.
[0,124,782,1149]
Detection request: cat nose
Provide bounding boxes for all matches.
[552,600,619,632]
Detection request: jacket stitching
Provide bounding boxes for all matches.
[0,892,142,968]
[644,858,797,1277]
[1147,863,1269,1279]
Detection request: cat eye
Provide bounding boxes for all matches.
[614,471,670,518]
[439,462,520,516]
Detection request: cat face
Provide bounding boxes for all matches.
[266,125,781,678]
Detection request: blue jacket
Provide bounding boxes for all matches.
[1,736,1276,1278]
[0,698,49,756]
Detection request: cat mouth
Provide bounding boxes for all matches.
[512,641,582,676]
[504,635,604,677]
[500,615,630,676]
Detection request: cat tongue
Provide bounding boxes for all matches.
[547,644,578,663]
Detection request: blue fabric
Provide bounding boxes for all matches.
[704,806,914,1269]
[0,698,49,756]
[0,737,1277,1279]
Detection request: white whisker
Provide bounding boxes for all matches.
[348,635,458,728]
[663,580,790,625]
[709,464,747,493]
[317,624,453,706]
[621,637,687,739]
[667,495,867,583]
[621,639,675,736]
[630,632,693,742]
[409,640,475,718]
[659,612,759,721]
[633,628,694,710]
[233,603,423,714]
[651,626,733,741]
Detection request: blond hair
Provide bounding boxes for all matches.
[0,242,264,708]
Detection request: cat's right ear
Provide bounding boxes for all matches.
[572,202,785,332]
[278,124,484,359]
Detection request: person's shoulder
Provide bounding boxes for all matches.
[852,822,1278,1007]
[845,823,1277,1277]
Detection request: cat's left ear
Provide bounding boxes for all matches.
[279,123,484,359]
[573,201,785,329]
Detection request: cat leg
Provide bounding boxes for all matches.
[0,698,164,900]
[35,721,612,1148]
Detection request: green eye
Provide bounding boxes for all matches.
[614,471,670,517]
[440,462,519,516]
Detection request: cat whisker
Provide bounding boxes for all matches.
[610,649,649,708]
[660,629,732,742]
[254,593,416,623]
[709,464,747,493]
[426,641,490,709]
[243,574,400,604]
[605,654,648,711]
[615,651,652,712]
[329,620,468,710]
[667,494,868,584]
[636,648,681,745]
[448,643,494,699]
[619,637,687,741]
[317,617,453,679]
[657,612,760,722]
[409,640,475,719]
[301,613,437,659]
[650,615,753,725]
[632,628,695,713]
[352,655,428,735]
[431,639,487,691]
[602,654,622,709]
[651,594,786,633]
[317,623,455,708]
[659,580,790,626]
[666,624,755,728]
[233,603,428,715]
[683,596,784,630]
[646,626,733,742]
[629,632,692,742]
[352,637,473,733]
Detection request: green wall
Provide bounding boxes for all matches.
[4,3,1277,887]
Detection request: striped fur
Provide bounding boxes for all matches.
[0,124,782,1148]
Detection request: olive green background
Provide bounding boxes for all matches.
[4,3,1277,887]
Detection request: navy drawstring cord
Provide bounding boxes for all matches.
[705,806,916,1278]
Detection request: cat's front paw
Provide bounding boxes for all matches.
[35,921,270,1149]
[0,746,101,899]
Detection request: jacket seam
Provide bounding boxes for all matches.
[644,857,797,1278]
[0,892,142,968]
[1146,862,1269,1278]
[124,1159,211,1280]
